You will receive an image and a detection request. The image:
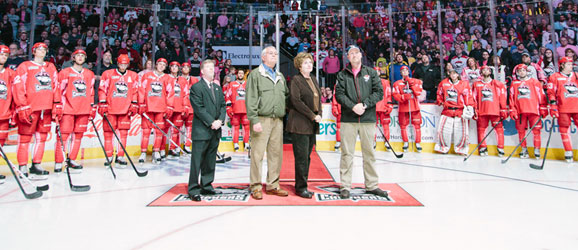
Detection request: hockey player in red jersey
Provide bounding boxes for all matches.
[226,69,250,152]
[138,58,174,163]
[166,61,185,157]
[547,57,578,162]
[331,88,342,150]
[180,62,198,153]
[509,64,548,158]
[98,54,139,168]
[54,49,96,172]
[434,69,474,155]
[374,67,392,150]
[512,53,547,85]
[0,45,14,183]
[392,66,423,152]
[472,65,508,157]
[13,42,60,179]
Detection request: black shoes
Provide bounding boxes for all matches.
[189,194,202,202]
[366,188,389,198]
[340,189,350,199]
[296,190,314,199]
[200,189,223,195]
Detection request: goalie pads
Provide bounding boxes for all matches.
[434,115,469,155]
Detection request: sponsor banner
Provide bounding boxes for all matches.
[212,46,262,66]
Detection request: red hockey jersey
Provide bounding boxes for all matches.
[99,69,139,115]
[13,61,60,111]
[0,67,15,120]
[168,74,185,112]
[509,78,547,115]
[392,77,423,112]
[546,72,578,113]
[182,76,199,111]
[58,67,95,115]
[472,79,507,116]
[375,79,392,113]
[225,80,247,114]
[436,78,473,116]
[139,71,174,113]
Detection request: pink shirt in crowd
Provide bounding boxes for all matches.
[322,56,341,74]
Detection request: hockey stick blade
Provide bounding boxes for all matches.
[36,184,49,191]
[529,118,555,170]
[464,118,505,162]
[376,124,403,158]
[103,114,148,177]
[501,118,542,164]
[56,124,91,192]
[0,145,43,199]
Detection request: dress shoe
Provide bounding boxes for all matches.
[251,190,263,200]
[340,189,350,199]
[189,194,202,202]
[296,190,314,199]
[366,188,389,198]
[200,189,223,195]
[265,188,289,197]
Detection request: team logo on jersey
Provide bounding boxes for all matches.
[149,81,163,97]
[113,81,128,98]
[564,83,578,98]
[174,83,181,97]
[517,85,531,99]
[0,80,7,100]
[72,80,87,97]
[236,87,246,101]
[481,88,493,102]
[445,89,458,103]
[34,69,52,91]
[315,185,393,202]
[363,74,370,82]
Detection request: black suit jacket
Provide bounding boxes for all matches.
[189,78,227,140]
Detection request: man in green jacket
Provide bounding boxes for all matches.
[335,45,388,199]
[245,46,289,200]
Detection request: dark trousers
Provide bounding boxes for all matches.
[292,133,316,192]
[187,135,219,196]
[326,73,337,90]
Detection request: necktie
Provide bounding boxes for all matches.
[209,82,215,101]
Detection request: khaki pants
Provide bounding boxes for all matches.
[339,122,379,191]
[249,117,284,191]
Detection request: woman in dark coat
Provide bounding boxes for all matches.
[286,52,322,199]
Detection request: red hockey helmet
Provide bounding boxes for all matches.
[515,64,528,71]
[117,54,130,64]
[170,61,180,67]
[32,42,48,52]
[400,65,410,72]
[0,45,10,55]
[181,62,191,68]
[71,49,86,57]
[156,58,168,65]
[559,56,574,66]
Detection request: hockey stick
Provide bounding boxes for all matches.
[376,123,403,158]
[0,145,47,199]
[90,119,116,179]
[530,118,555,170]
[165,117,232,163]
[464,118,505,162]
[501,118,542,164]
[55,124,91,192]
[142,113,184,152]
[102,114,148,177]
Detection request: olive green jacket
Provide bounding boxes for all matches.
[245,64,289,124]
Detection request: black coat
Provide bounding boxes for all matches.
[286,74,322,135]
[189,79,226,140]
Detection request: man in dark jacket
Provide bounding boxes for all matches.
[413,54,441,102]
[335,45,388,200]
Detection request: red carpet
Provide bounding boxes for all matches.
[280,144,334,182]
[147,182,423,207]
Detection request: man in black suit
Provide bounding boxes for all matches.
[187,59,226,201]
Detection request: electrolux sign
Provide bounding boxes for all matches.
[212,46,262,65]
